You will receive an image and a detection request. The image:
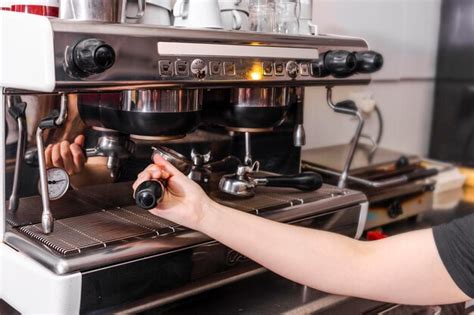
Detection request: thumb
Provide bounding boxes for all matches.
[74,135,85,147]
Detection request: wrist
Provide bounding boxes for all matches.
[194,196,221,234]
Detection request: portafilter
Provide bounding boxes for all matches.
[152,145,241,185]
[219,164,323,198]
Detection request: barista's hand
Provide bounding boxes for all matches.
[45,135,86,176]
[132,154,213,230]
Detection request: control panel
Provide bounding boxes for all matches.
[150,50,382,82]
[52,25,382,88]
[64,41,382,83]
[154,58,309,81]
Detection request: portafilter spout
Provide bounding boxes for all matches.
[85,132,135,179]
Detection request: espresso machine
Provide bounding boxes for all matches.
[0,11,382,314]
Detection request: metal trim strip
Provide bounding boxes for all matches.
[158,42,319,59]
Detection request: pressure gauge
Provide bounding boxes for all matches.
[38,167,70,200]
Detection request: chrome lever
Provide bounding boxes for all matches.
[7,96,27,212]
[326,86,365,188]
[36,94,68,234]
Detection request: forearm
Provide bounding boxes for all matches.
[198,200,469,305]
[199,200,367,296]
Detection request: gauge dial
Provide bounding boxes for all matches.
[38,168,70,200]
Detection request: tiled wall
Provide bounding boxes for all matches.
[304,0,442,156]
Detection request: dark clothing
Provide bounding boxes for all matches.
[433,214,474,298]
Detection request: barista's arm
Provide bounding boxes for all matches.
[133,155,470,305]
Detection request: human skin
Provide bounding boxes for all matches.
[132,154,468,305]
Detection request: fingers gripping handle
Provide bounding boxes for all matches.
[260,172,323,191]
[135,180,165,210]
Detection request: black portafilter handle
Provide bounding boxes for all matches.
[262,172,323,191]
[135,180,165,210]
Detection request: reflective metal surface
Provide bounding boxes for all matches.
[77,89,202,136]
[121,89,202,112]
[202,87,293,130]
[59,0,146,23]
[223,87,290,107]
[5,183,366,274]
[152,146,193,173]
[37,20,372,90]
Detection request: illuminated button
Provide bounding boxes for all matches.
[300,63,309,76]
[210,61,222,75]
[175,60,189,76]
[224,62,236,76]
[158,60,173,76]
[274,62,285,76]
[262,62,273,76]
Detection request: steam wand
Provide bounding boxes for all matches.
[36,94,68,234]
[7,96,27,212]
[244,132,253,166]
[326,87,365,188]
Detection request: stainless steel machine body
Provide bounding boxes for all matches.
[1,14,376,314]
[302,145,437,230]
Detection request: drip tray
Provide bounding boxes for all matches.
[15,185,351,258]
[211,186,338,214]
[18,206,178,256]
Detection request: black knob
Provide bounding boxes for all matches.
[323,50,357,78]
[72,38,115,76]
[310,58,329,77]
[135,180,165,210]
[355,51,384,73]
[388,199,403,218]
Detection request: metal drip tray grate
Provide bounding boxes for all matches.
[16,185,345,257]
[211,186,337,214]
[18,206,178,256]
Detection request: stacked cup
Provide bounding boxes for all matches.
[10,0,59,17]
[126,0,173,26]
[248,0,275,32]
[173,0,223,29]
[1,0,11,10]
[274,0,299,34]
[218,0,249,31]
[298,0,316,35]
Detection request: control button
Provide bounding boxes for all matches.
[286,60,299,79]
[159,60,173,76]
[175,60,189,76]
[262,62,273,76]
[300,63,309,76]
[388,199,403,218]
[310,59,328,77]
[224,62,236,76]
[190,58,207,79]
[274,62,285,76]
[210,61,222,76]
